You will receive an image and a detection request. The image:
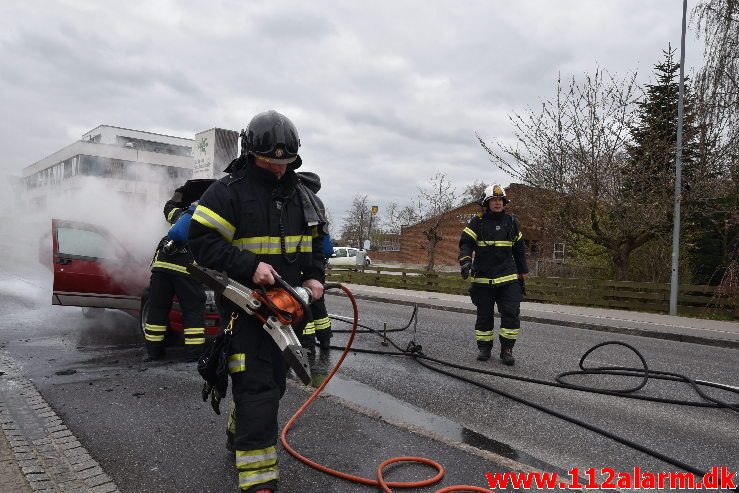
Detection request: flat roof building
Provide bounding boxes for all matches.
[20,125,195,210]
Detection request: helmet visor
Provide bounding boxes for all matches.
[248,117,300,155]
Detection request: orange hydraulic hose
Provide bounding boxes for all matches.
[279,284,490,493]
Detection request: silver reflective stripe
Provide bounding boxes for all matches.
[192,205,235,242]
[235,449,277,467]
[238,468,279,488]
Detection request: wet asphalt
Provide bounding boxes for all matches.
[0,266,526,493]
[0,263,737,492]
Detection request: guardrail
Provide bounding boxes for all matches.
[326,265,735,318]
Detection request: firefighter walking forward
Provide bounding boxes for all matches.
[143,197,206,361]
[459,184,528,365]
[188,110,325,493]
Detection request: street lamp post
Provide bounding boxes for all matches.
[669,0,688,316]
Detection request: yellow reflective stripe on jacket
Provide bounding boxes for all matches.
[462,227,477,241]
[514,231,523,242]
[459,255,472,263]
[227,353,246,373]
[192,204,236,242]
[232,235,312,254]
[152,261,189,274]
[471,273,520,285]
[166,208,180,223]
[476,240,514,247]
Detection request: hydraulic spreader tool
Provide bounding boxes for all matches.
[187,264,313,385]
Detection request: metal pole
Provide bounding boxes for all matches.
[669,0,688,316]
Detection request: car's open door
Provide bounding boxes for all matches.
[51,219,148,310]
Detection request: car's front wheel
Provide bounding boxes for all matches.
[139,298,150,341]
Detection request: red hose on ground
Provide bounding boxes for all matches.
[279,284,490,493]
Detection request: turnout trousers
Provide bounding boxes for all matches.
[305,297,332,345]
[144,271,206,354]
[469,281,522,350]
[227,312,286,493]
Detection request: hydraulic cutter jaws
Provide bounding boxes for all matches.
[187,265,312,385]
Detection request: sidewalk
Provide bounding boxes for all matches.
[0,354,120,493]
[338,283,739,349]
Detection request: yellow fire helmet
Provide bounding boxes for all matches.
[480,184,509,206]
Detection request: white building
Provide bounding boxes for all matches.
[20,125,195,210]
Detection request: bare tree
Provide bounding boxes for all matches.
[459,179,488,206]
[383,201,420,234]
[339,195,370,248]
[693,0,739,166]
[323,207,336,238]
[413,173,457,271]
[690,0,739,281]
[477,69,660,280]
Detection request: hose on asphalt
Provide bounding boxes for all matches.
[323,304,738,480]
[328,307,739,410]
[280,283,492,493]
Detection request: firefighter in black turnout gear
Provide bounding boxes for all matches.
[459,184,528,365]
[294,171,333,351]
[188,110,326,493]
[144,192,207,361]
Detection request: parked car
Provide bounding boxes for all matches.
[49,219,221,342]
[328,246,371,267]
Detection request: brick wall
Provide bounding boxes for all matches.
[368,184,558,267]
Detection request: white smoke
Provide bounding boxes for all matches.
[0,168,182,302]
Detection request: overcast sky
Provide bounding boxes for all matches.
[0,0,705,228]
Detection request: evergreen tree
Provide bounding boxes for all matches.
[625,46,699,205]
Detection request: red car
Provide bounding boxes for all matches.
[49,218,221,341]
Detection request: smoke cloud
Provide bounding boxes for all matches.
[1,169,180,308]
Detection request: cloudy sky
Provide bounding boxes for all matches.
[0,0,705,228]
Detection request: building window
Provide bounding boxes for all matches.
[525,239,540,258]
[553,242,565,261]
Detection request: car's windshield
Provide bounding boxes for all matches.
[57,227,112,259]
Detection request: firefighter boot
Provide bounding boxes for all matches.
[317,335,331,350]
[143,344,165,362]
[185,345,203,363]
[476,346,492,361]
[500,346,515,366]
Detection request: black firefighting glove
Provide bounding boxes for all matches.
[201,382,223,415]
[460,261,472,280]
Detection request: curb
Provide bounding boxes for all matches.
[0,353,121,493]
[340,292,739,351]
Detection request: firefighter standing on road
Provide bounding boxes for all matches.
[188,110,326,493]
[303,232,334,350]
[295,172,334,351]
[459,184,528,365]
[143,194,206,361]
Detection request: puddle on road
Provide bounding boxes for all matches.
[312,371,556,471]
